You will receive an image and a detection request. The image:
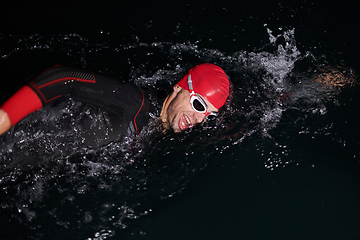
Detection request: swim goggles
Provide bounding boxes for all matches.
[187,74,218,117]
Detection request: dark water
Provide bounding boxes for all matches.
[1,1,360,239]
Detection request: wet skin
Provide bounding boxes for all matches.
[160,85,218,132]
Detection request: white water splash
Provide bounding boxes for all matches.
[245,27,301,90]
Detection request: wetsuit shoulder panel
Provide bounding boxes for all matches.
[28,65,152,147]
[32,64,95,88]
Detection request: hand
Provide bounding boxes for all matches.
[0,109,11,135]
[314,65,356,87]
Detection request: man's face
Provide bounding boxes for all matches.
[164,85,218,132]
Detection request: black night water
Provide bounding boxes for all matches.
[0,1,359,239]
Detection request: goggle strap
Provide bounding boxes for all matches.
[187,75,194,91]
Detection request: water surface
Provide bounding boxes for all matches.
[0,1,359,239]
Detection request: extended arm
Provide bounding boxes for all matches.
[0,65,96,136]
[0,65,148,143]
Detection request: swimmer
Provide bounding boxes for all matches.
[0,63,230,147]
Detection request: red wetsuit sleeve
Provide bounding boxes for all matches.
[1,85,43,126]
[1,65,96,128]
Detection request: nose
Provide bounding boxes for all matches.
[193,112,206,123]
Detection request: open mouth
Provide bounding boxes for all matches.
[179,113,192,130]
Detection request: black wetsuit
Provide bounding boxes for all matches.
[27,65,163,148]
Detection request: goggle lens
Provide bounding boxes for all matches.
[192,98,206,112]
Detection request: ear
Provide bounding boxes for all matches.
[173,84,182,93]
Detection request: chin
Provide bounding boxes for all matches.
[172,124,182,133]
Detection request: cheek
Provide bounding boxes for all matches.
[167,94,191,122]
[169,93,189,113]
[166,98,181,123]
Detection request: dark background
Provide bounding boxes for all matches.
[1,1,359,239]
[2,1,359,56]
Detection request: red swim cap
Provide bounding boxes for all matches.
[176,63,230,109]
